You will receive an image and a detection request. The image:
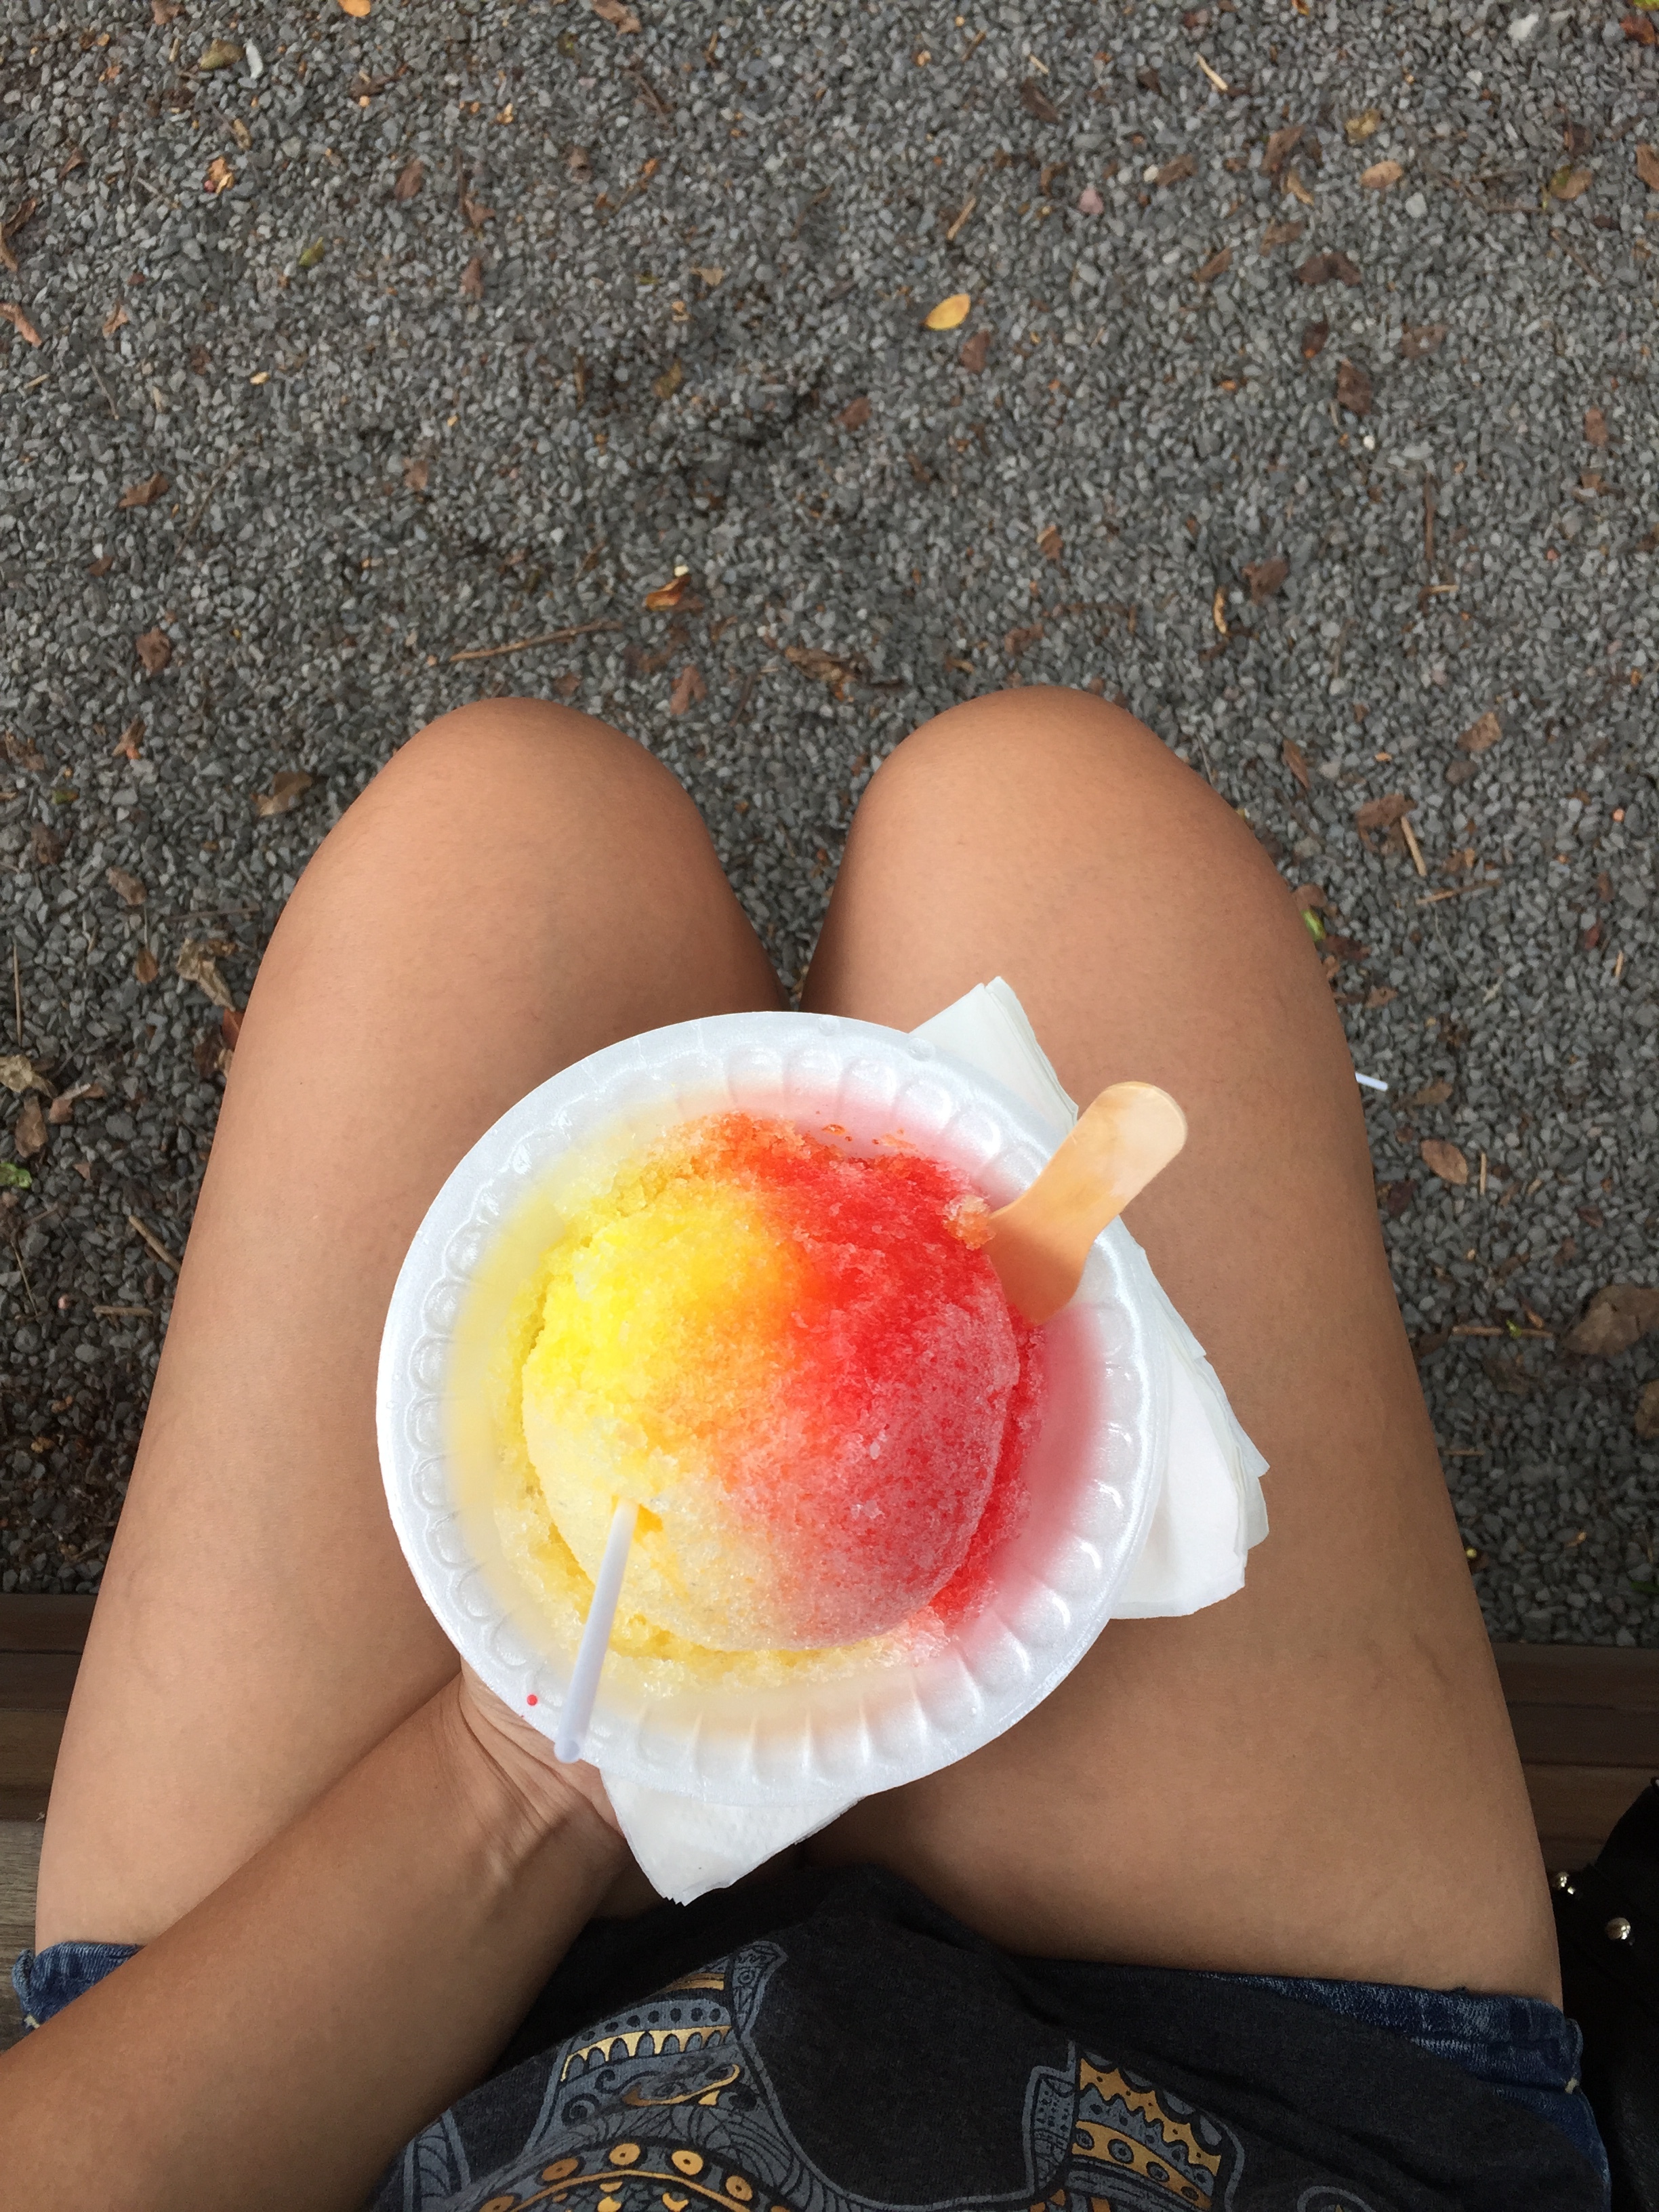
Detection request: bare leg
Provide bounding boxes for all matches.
[37,702,781,1948]
[802,689,1557,2004]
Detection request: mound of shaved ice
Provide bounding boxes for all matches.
[518,1111,1044,1653]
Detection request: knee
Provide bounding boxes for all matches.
[386,697,677,818]
[321,698,692,870]
[861,684,1223,840]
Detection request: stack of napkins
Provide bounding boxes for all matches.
[602,979,1268,1900]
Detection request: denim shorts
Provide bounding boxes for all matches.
[12,1934,1610,2200]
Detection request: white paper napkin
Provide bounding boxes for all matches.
[602,981,1269,1900]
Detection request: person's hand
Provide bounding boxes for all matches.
[454,1663,625,1842]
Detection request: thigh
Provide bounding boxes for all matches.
[801,687,1557,2003]
[37,701,781,1948]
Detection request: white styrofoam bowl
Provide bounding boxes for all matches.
[377,1012,1168,1806]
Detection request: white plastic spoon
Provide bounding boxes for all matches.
[554,1497,638,1763]
[986,1081,1188,1326]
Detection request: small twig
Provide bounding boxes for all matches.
[11,941,21,1045]
[94,1305,154,1319]
[7,1237,37,1317]
[447,618,620,664]
[183,444,244,547]
[126,1212,180,1274]
[728,668,758,726]
[1416,881,1499,905]
[1560,240,1603,289]
[944,194,977,244]
[1400,813,1427,877]
[85,342,120,424]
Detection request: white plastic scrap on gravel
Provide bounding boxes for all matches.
[0,2,1654,1645]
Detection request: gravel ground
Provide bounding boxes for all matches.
[1,1,1656,1643]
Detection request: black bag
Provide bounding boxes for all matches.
[1556,1780,1659,2210]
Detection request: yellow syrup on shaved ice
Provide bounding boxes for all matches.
[468,1110,1046,1692]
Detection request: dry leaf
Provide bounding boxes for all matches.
[136,628,172,674]
[203,156,234,197]
[1637,144,1659,190]
[567,146,593,185]
[1548,165,1593,202]
[106,865,146,907]
[925,292,972,331]
[1244,554,1289,601]
[652,359,683,401]
[1637,1379,1659,1440]
[1353,791,1414,848]
[1038,524,1063,562]
[393,157,425,202]
[1193,247,1232,285]
[1584,406,1608,448]
[960,329,991,373]
[1296,249,1361,287]
[668,663,706,716]
[785,644,863,699]
[1258,219,1305,253]
[1301,320,1329,360]
[1003,621,1044,660]
[1410,1078,1452,1105]
[135,945,159,985]
[837,395,872,430]
[29,821,62,868]
[1483,1353,1534,1398]
[1020,79,1061,125]
[460,255,485,302]
[101,301,129,337]
[13,1094,47,1161]
[252,769,314,819]
[403,455,430,493]
[47,1080,105,1127]
[1628,11,1658,45]
[689,262,725,287]
[1562,1284,1659,1357]
[1136,65,1162,94]
[177,937,236,1010]
[1361,159,1404,190]
[337,0,371,14]
[1379,1178,1416,1218]
[460,186,494,232]
[117,472,169,511]
[643,573,692,610]
[591,0,642,28]
[1264,123,1305,176]
[0,302,41,347]
[152,0,182,20]
[1284,169,1315,207]
[197,38,244,70]
[1456,711,1502,754]
[0,1055,50,1097]
[297,240,325,270]
[1420,1137,1468,1187]
[551,672,581,701]
[1282,739,1310,792]
[112,717,144,761]
[1364,985,1398,1009]
[1336,358,1373,415]
[1345,108,1382,143]
[1156,153,1196,188]
[1400,322,1448,360]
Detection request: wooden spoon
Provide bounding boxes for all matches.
[986,1082,1187,1325]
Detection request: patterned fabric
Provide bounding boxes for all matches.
[363,1870,1605,2212]
[13,1868,1609,2210]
